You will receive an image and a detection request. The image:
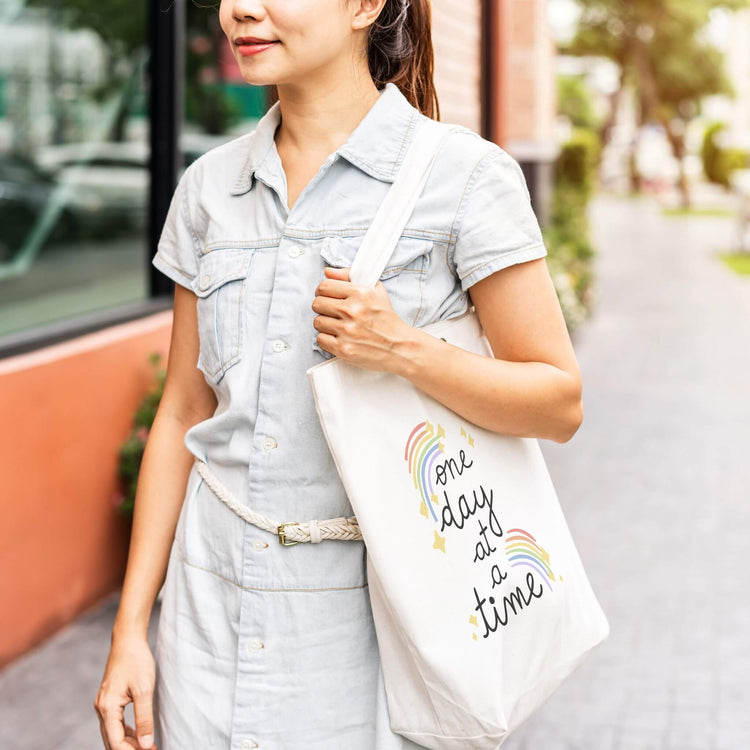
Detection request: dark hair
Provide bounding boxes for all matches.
[268,0,440,120]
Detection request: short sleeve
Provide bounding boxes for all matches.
[151,163,201,290]
[451,148,548,292]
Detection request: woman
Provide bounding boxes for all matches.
[94,0,583,748]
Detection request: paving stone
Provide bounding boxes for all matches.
[502,192,750,749]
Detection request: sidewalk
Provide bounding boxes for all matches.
[1,190,748,749]
[503,190,750,750]
[0,592,161,749]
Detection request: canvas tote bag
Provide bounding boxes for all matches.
[306,119,610,749]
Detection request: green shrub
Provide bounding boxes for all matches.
[702,122,749,187]
[555,127,601,199]
[702,122,727,184]
[544,182,595,329]
[557,74,599,130]
[544,128,600,329]
[720,148,749,187]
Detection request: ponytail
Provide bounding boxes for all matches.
[366,0,440,120]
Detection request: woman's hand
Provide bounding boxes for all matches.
[94,634,158,750]
[312,266,415,372]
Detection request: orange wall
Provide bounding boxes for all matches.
[0,312,173,668]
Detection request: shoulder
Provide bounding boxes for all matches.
[418,114,518,171]
[415,114,526,203]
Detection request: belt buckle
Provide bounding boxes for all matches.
[277,521,301,546]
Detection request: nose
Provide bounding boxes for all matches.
[232,0,266,20]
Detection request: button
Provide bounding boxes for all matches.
[287,244,304,258]
[252,539,268,551]
[247,638,264,653]
[262,436,277,451]
[240,740,259,750]
[272,339,286,352]
[200,274,211,289]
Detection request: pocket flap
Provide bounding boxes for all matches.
[321,236,433,279]
[191,249,253,297]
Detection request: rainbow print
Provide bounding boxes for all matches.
[504,528,556,590]
[404,420,445,523]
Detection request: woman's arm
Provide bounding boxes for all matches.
[95,285,216,749]
[112,284,216,641]
[390,258,583,443]
[315,257,582,444]
[313,146,581,444]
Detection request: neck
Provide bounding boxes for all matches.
[273,74,382,159]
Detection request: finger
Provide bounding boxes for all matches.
[315,331,338,355]
[317,275,351,299]
[98,717,112,750]
[314,312,344,340]
[125,722,158,750]
[324,266,350,281]
[122,725,142,748]
[133,689,155,749]
[312,295,344,319]
[102,702,132,750]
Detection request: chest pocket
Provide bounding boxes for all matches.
[312,235,433,359]
[191,248,254,384]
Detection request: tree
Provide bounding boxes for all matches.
[26,0,147,144]
[561,0,750,206]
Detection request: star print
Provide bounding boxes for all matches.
[433,531,446,553]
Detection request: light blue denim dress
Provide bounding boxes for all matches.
[150,81,548,750]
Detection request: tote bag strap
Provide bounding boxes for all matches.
[348,120,463,288]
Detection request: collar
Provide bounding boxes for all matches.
[229,81,419,196]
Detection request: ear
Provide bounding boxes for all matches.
[350,0,388,31]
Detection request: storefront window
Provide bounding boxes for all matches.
[0,3,151,338]
[0,1,266,343]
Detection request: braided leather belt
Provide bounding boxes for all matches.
[193,458,363,546]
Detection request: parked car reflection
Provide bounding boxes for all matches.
[0,132,252,267]
[0,154,79,263]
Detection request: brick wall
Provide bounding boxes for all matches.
[501,0,556,155]
[432,0,482,131]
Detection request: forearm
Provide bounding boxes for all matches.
[111,412,196,643]
[390,324,582,443]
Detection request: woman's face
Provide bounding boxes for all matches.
[219,0,380,87]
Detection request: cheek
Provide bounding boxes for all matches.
[218,2,233,36]
[272,3,351,66]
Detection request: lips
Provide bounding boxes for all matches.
[235,36,279,45]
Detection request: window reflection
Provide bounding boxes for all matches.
[0,2,266,341]
[0,2,149,337]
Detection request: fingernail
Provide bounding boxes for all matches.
[140,734,154,748]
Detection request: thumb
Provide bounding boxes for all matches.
[132,688,155,748]
[324,266,350,281]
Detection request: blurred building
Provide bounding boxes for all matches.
[722,8,750,149]
[0,0,557,667]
